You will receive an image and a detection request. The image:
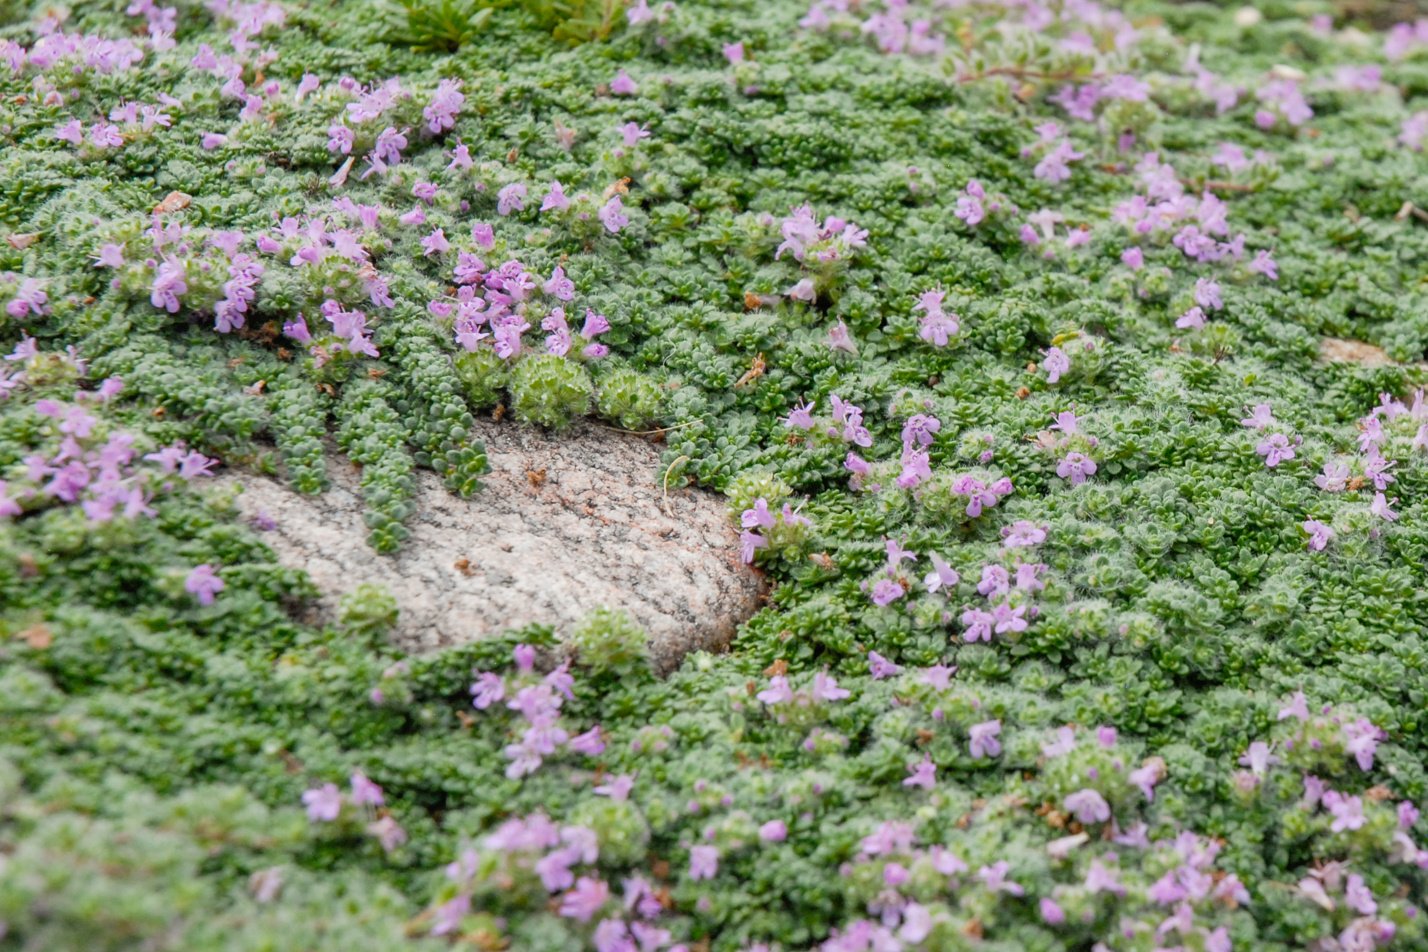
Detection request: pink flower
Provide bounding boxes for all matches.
[617,121,650,147]
[723,42,745,64]
[150,259,188,313]
[1371,491,1399,521]
[903,756,936,789]
[757,676,792,705]
[1056,452,1096,485]
[923,554,959,593]
[871,578,905,606]
[185,564,224,605]
[541,180,569,212]
[968,719,1001,759]
[420,228,449,256]
[1303,520,1334,551]
[350,772,385,806]
[1343,717,1383,771]
[1255,433,1296,468]
[1064,788,1111,823]
[759,819,787,842]
[1002,520,1046,547]
[302,783,342,821]
[689,845,719,880]
[610,69,638,96]
[1042,346,1070,383]
[811,672,850,702]
[497,183,526,216]
[598,196,629,234]
[558,877,610,921]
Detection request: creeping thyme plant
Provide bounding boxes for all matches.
[10,0,1428,949]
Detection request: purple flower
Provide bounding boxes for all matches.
[811,672,850,702]
[1175,306,1206,330]
[960,606,994,643]
[976,860,1023,895]
[1130,761,1163,801]
[1042,346,1070,383]
[1084,859,1125,896]
[497,183,527,216]
[1039,897,1066,924]
[302,783,342,822]
[1247,248,1278,281]
[968,719,1001,759]
[689,844,719,880]
[420,228,449,256]
[1371,491,1399,521]
[756,675,793,705]
[1121,246,1144,270]
[871,578,904,607]
[784,399,816,430]
[609,68,638,95]
[1255,433,1296,468]
[1343,717,1383,771]
[1063,788,1111,823]
[1302,520,1334,552]
[422,78,464,134]
[541,180,569,212]
[598,196,629,234]
[923,554,959,593]
[867,650,903,680]
[568,726,605,756]
[368,816,407,853]
[1238,741,1279,777]
[786,277,816,301]
[594,774,634,800]
[150,259,188,313]
[1002,521,1047,547]
[955,180,985,226]
[723,42,745,64]
[1055,452,1096,485]
[184,564,224,605]
[1240,403,1275,429]
[1277,690,1310,722]
[914,290,960,346]
[826,320,857,354]
[1325,792,1366,833]
[617,121,650,147]
[558,876,610,921]
[5,279,48,319]
[739,530,767,564]
[759,819,788,842]
[1194,277,1224,311]
[350,772,384,806]
[903,756,936,789]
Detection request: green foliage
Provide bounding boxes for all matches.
[566,607,650,676]
[339,584,400,637]
[506,353,593,429]
[386,0,498,52]
[594,365,664,430]
[6,0,1428,948]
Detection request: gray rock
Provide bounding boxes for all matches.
[220,419,766,674]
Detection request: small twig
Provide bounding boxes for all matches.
[661,455,690,519]
[957,66,1106,85]
[591,417,705,437]
[1395,201,1428,224]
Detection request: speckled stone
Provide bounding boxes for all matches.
[220,419,766,674]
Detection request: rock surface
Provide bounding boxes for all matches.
[220,419,765,674]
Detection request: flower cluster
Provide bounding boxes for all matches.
[470,644,604,779]
[301,771,408,853]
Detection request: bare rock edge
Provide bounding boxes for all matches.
[219,419,767,675]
